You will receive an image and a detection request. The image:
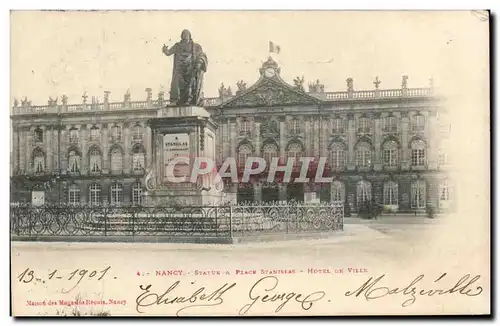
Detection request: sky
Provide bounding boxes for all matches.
[10,10,488,106]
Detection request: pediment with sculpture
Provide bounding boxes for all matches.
[219,57,321,109]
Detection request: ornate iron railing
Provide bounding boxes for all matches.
[10,202,343,240]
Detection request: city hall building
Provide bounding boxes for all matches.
[10,57,452,213]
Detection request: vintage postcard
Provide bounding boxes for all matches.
[9,10,490,316]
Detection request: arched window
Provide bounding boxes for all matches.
[89,147,102,173]
[89,183,101,205]
[411,179,426,208]
[331,181,345,202]
[68,150,81,173]
[68,184,80,205]
[383,181,398,205]
[33,148,45,173]
[239,119,251,136]
[133,124,143,141]
[262,143,278,166]
[357,180,372,204]
[238,144,252,168]
[330,142,346,170]
[355,142,372,168]
[110,147,123,175]
[383,140,399,166]
[132,145,146,171]
[132,182,142,205]
[411,139,426,166]
[110,183,123,205]
[287,143,302,166]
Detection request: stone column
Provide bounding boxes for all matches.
[278,183,287,202]
[230,118,237,159]
[25,129,32,173]
[145,125,152,169]
[60,127,68,171]
[312,117,319,160]
[304,182,316,203]
[254,121,261,156]
[254,182,262,202]
[102,124,109,172]
[123,123,131,173]
[80,125,87,173]
[279,119,286,161]
[304,117,312,157]
[45,127,52,171]
[373,113,382,171]
[347,114,356,170]
[53,128,59,171]
[401,113,410,170]
[427,111,438,170]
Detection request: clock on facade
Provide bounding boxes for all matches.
[264,67,276,78]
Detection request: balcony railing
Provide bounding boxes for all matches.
[11,86,435,116]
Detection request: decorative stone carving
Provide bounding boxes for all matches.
[308,79,324,93]
[218,83,232,98]
[236,80,247,94]
[293,76,305,92]
[373,76,381,89]
[402,75,408,89]
[48,96,58,106]
[226,80,317,107]
[346,78,354,92]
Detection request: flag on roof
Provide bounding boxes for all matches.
[269,41,281,54]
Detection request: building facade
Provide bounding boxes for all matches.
[10,57,453,212]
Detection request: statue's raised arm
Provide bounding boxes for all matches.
[162,29,208,106]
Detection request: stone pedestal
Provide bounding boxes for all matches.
[143,106,224,206]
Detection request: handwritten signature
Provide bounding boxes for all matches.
[135,281,236,316]
[345,273,483,307]
[239,276,326,315]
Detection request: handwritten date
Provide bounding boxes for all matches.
[17,266,112,294]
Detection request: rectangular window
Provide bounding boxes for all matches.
[411,182,426,208]
[239,120,251,136]
[69,130,79,144]
[357,118,371,133]
[383,117,398,132]
[89,185,101,205]
[110,185,123,205]
[133,126,142,141]
[68,187,80,205]
[90,128,100,141]
[132,184,142,205]
[332,119,344,134]
[383,184,398,205]
[112,126,122,142]
[289,119,301,134]
[412,115,425,132]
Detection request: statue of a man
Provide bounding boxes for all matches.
[162,29,208,106]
